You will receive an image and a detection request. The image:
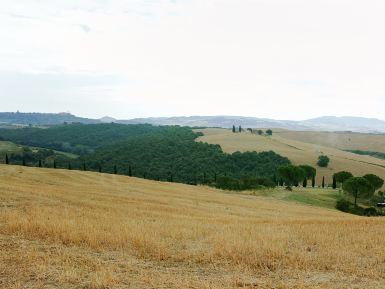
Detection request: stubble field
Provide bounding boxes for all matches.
[1,165,385,288]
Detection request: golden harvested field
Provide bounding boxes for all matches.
[1,165,385,288]
[197,128,385,187]
[276,131,385,153]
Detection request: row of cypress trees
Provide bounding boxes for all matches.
[3,153,331,188]
[2,153,193,183]
[2,153,133,176]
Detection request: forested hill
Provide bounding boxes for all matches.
[82,135,290,183]
[0,112,98,126]
[0,123,175,154]
[0,123,290,185]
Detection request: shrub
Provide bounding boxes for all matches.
[336,198,380,216]
[317,155,330,167]
[336,198,351,212]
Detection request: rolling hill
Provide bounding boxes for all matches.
[1,165,385,288]
[1,112,384,133]
[119,115,385,133]
[0,112,98,126]
[276,130,385,153]
[197,128,385,187]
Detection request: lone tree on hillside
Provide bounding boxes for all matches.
[232,125,236,133]
[363,174,384,191]
[333,171,353,187]
[343,177,374,205]
[277,165,305,190]
[266,129,273,136]
[317,155,330,167]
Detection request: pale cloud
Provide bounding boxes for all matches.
[0,0,384,120]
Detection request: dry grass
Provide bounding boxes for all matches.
[196,128,385,187]
[277,130,385,153]
[1,165,385,288]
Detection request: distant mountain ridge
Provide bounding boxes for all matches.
[0,112,98,126]
[120,115,385,133]
[0,112,384,133]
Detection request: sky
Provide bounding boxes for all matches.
[0,0,384,121]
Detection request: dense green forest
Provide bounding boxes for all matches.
[81,135,289,183]
[0,123,176,154]
[0,123,290,187]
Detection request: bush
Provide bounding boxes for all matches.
[317,155,330,167]
[363,207,379,216]
[336,198,380,216]
[336,198,351,212]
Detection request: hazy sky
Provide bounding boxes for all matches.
[1,0,384,120]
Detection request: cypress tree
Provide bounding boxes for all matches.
[332,175,337,189]
[128,165,132,177]
[113,165,117,174]
[302,177,307,188]
[5,154,9,165]
[238,125,242,133]
[312,176,315,188]
[22,157,26,166]
[83,162,86,171]
[322,176,325,188]
[53,160,57,169]
[68,162,72,170]
[38,159,42,167]
[232,125,236,133]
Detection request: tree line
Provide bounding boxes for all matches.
[232,125,272,136]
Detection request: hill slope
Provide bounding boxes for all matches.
[197,128,385,186]
[1,165,385,288]
[1,112,385,133]
[276,130,385,153]
[0,112,99,126]
[125,115,385,133]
